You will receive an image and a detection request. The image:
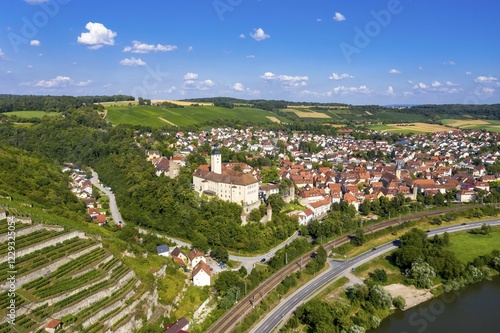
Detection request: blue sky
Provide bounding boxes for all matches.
[0,0,499,105]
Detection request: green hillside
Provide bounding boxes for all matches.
[106,105,285,127]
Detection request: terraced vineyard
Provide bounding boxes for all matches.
[0,219,157,333]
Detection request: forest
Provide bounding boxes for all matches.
[0,94,134,113]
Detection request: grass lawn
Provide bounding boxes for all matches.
[447,228,500,263]
[106,105,286,127]
[3,111,60,118]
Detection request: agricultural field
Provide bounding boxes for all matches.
[442,119,500,132]
[0,221,149,333]
[2,111,60,118]
[106,105,286,127]
[368,122,452,134]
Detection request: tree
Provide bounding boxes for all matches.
[369,269,388,283]
[405,259,436,288]
[267,193,284,213]
[248,208,262,223]
[368,285,393,309]
[211,246,229,263]
[261,166,280,183]
[351,229,366,246]
[392,295,406,310]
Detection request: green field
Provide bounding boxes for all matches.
[106,105,285,127]
[448,228,500,263]
[3,111,60,118]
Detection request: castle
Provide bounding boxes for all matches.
[192,145,260,212]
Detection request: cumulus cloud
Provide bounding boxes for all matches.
[388,69,401,74]
[33,76,93,88]
[182,73,214,91]
[443,60,456,65]
[333,12,346,22]
[233,83,245,92]
[119,57,147,67]
[386,86,395,96]
[184,72,199,80]
[123,40,177,53]
[329,72,354,80]
[187,46,193,52]
[246,55,256,59]
[261,72,308,87]
[332,85,371,95]
[30,40,41,47]
[239,34,246,39]
[250,28,270,41]
[77,22,117,49]
[432,81,441,87]
[474,76,497,84]
[0,49,7,61]
[481,87,495,94]
[465,71,472,76]
[413,81,461,94]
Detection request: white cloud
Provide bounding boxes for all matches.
[329,72,354,80]
[182,73,214,91]
[35,76,71,88]
[446,81,458,86]
[316,19,322,22]
[27,64,33,69]
[119,57,147,67]
[0,49,7,61]
[123,40,177,53]
[333,12,346,22]
[6,70,12,74]
[233,83,245,91]
[388,69,401,74]
[24,0,49,4]
[187,46,193,52]
[443,60,456,65]
[465,71,472,76]
[414,82,428,89]
[30,40,41,47]
[74,80,94,87]
[246,55,255,59]
[332,85,371,95]
[261,72,308,87]
[165,86,177,93]
[239,34,246,39]
[386,86,395,96]
[418,66,424,71]
[481,87,495,95]
[474,76,497,84]
[432,81,441,87]
[250,28,270,41]
[184,72,199,80]
[33,76,94,88]
[77,22,117,49]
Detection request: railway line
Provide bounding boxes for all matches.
[206,204,484,333]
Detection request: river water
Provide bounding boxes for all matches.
[371,276,500,333]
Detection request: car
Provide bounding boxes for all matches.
[260,258,266,263]
[461,223,467,225]
[426,230,431,233]
[371,247,377,252]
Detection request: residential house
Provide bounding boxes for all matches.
[456,190,476,203]
[156,245,170,257]
[189,248,206,270]
[192,261,211,287]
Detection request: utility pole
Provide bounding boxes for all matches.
[285,252,288,265]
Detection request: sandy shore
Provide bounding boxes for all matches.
[384,284,433,309]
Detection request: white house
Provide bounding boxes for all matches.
[189,248,206,270]
[192,261,211,287]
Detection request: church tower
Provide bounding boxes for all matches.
[211,144,222,174]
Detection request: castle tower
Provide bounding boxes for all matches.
[267,204,273,222]
[211,144,222,175]
[240,209,247,226]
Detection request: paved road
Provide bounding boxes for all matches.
[90,170,124,226]
[251,219,500,333]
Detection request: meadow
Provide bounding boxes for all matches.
[2,111,60,118]
[447,228,500,263]
[106,105,286,127]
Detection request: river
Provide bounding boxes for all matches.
[371,276,500,333]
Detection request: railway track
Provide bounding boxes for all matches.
[206,204,483,333]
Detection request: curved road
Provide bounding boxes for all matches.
[251,219,500,333]
[90,170,124,225]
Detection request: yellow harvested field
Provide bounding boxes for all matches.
[266,116,281,123]
[365,111,373,116]
[389,122,451,132]
[329,124,347,128]
[446,119,490,128]
[292,111,331,119]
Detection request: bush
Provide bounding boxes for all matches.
[369,269,388,283]
[392,295,406,310]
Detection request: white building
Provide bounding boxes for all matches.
[193,145,260,212]
[192,261,211,287]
